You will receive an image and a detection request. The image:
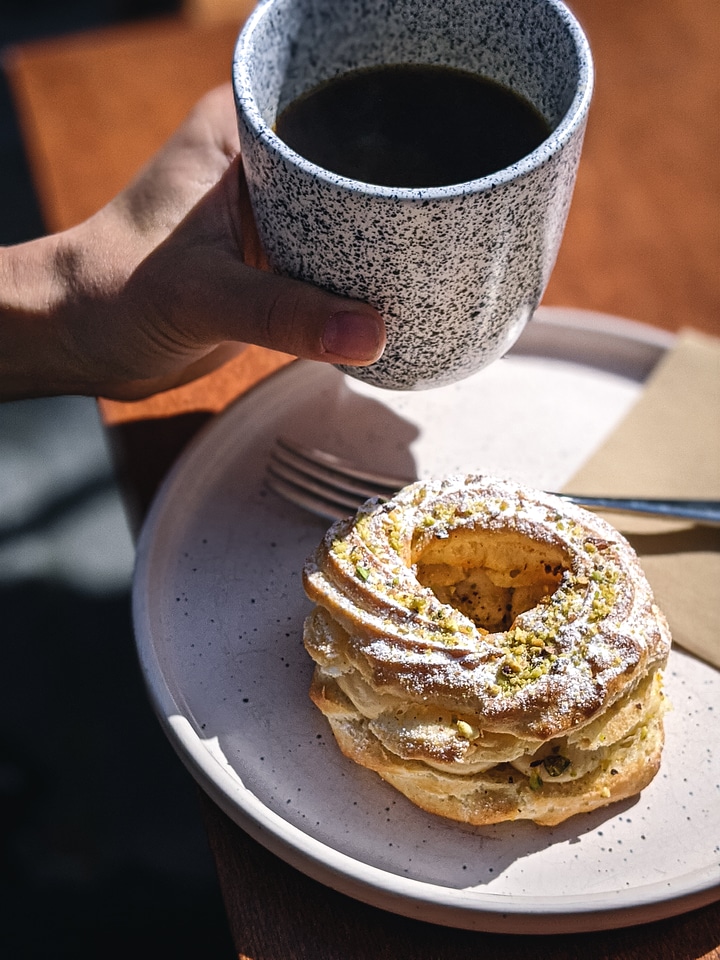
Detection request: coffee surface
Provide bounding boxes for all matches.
[275,63,551,188]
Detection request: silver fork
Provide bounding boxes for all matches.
[266,437,720,525]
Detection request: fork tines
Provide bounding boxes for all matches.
[266,438,720,526]
[266,437,411,521]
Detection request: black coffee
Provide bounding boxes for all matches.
[275,63,551,188]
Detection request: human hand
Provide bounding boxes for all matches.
[0,84,385,401]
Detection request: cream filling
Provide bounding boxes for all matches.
[509,741,604,783]
[368,708,527,774]
[326,665,666,784]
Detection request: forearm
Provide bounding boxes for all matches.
[0,208,184,402]
[0,233,87,400]
[0,87,249,403]
[0,85,385,403]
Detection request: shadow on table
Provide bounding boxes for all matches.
[0,579,235,959]
[0,0,235,946]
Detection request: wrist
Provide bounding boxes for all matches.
[0,211,139,400]
[0,234,85,399]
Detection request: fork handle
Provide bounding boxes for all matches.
[555,494,720,525]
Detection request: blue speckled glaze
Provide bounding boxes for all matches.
[233,0,593,390]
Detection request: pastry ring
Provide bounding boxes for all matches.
[303,475,671,826]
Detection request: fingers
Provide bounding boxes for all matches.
[111,85,239,245]
[178,252,386,365]
[120,196,386,369]
[240,267,386,364]
[227,163,386,364]
[191,83,241,160]
[211,154,386,364]
[148,159,387,367]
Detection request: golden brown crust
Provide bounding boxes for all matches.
[310,671,665,826]
[302,475,671,825]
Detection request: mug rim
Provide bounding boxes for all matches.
[232,0,594,200]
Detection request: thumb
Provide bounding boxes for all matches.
[214,262,386,365]
[159,157,386,365]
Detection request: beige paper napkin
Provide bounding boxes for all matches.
[563,330,720,667]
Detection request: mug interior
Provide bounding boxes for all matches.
[237,0,590,140]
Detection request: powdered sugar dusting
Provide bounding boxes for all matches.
[304,474,671,743]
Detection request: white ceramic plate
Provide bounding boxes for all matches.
[133,308,720,934]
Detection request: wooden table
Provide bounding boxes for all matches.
[5,2,720,957]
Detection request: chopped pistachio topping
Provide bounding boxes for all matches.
[528,770,543,791]
[332,538,352,560]
[542,754,572,777]
[456,719,480,740]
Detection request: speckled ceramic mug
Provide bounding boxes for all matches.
[233,0,593,390]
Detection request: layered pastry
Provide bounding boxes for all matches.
[302,475,671,826]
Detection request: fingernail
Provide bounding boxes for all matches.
[323,311,384,362]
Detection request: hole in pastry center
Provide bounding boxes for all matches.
[414,528,569,632]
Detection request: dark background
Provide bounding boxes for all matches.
[1,2,235,956]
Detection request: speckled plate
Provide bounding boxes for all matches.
[133,308,720,933]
